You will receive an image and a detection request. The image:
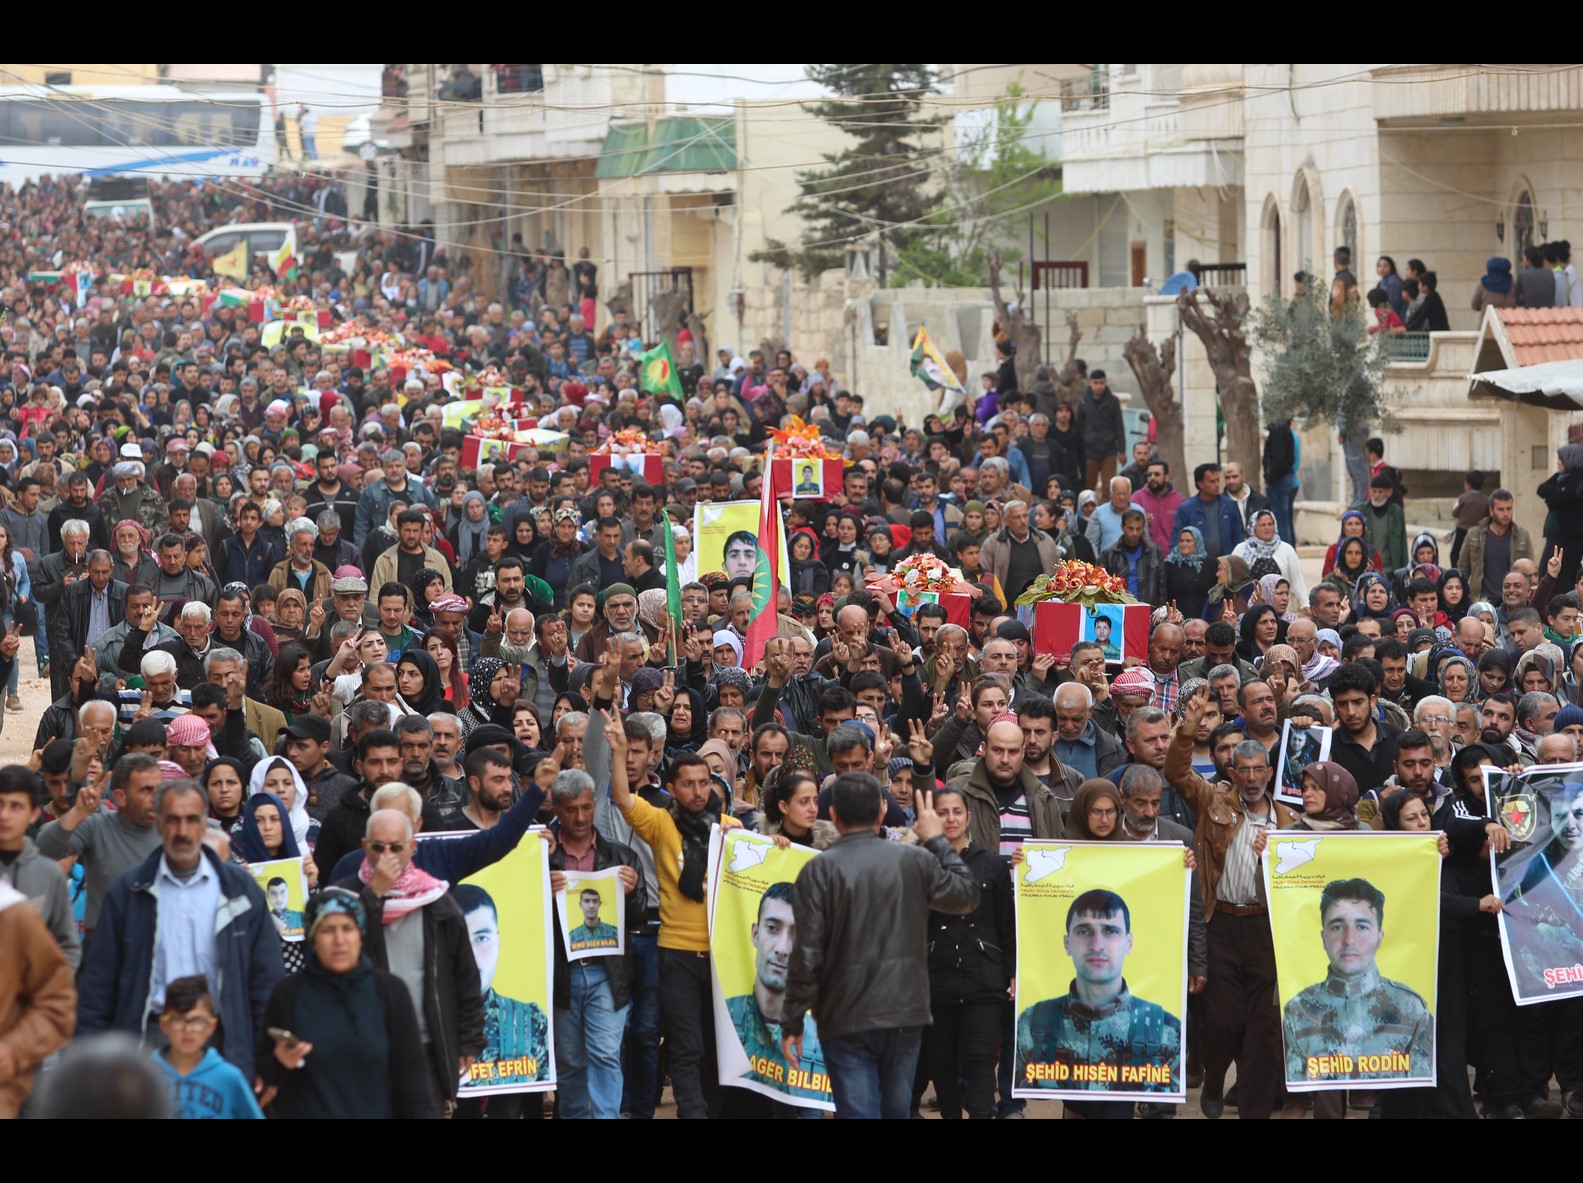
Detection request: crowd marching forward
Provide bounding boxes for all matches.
[1,172,1582,1121]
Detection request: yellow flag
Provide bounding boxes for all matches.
[213,241,248,282]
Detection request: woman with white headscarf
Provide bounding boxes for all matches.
[249,755,317,853]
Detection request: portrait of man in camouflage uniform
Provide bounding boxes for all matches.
[1281,878,1432,1083]
[457,884,549,1085]
[1016,889,1181,1092]
[725,882,827,1100]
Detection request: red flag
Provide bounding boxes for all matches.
[742,449,783,670]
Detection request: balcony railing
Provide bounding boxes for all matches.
[1382,332,1432,362]
[1198,262,1246,287]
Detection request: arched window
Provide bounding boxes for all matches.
[1293,178,1314,276]
[1261,195,1284,298]
[1338,194,1358,269]
[1514,191,1536,261]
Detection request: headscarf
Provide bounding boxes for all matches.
[1335,509,1368,543]
[666,686,708,753]
[713,667,752,703]
[1259,573,1297,622]
[1065,779,1126,841]
[1296,761,1358,829]
[1261,643,1301,684]
[305,887,367,942]
[1207,555,1252,602]
[247,756,312,851]
[1166,525,1206,570]
[1389,607,1420,636]
[1435,567,1469,623]
[234,790,301,863]
[1241,510,1282,564]
[637,587,669,630]
[711,630,744,666]
[1560,444,1583,473]
[358,850,449,923]
[1431,648,1477,701]
[1515,648,1557,692]
[408,567,445,626]
[1353,572,1393,619]
[1480,257,1513,295]
[463,656,512,727]
[453,490,490,568]
[397,647,446,715]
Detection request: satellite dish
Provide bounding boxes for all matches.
[357,142,378,161]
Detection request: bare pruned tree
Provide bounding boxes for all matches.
[988,250,1042,391]
[1176,287,1261,479]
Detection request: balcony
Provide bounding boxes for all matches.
[1061,66,1243,195]
[432,65,620,168]
[1372,64,1583,126]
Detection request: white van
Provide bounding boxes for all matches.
[193,222,296,262]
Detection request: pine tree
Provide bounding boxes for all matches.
[753,64,941,283]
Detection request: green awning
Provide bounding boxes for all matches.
[595,117,737,178]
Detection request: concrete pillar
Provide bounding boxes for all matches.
[1501,401,1553,545]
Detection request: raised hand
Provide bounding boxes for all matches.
[873,722,894,767]
[1549,548,1564,580]
[913,789,944,842]
[954,692,972,723]
[1032,651,1056,681]
[0,620,19,660]
[486,603,504,634]
[763,637,793,684]
[906,718,934,765]
[653,668,676,713]
[603,706,627,757]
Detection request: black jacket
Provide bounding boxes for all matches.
[315,786,372,881]
[1264,422,1296,485]
[46,499,110,554]
[548,827,647,1011]
[257,959,439,1118]
[782,829,979,1041]
[926,842,1016,1004]
[1100,537,1165,607]
[334,876,485,1100]
[53,576,127,655]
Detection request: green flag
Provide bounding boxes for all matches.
[661,506,682,663]
[637,340,684,400]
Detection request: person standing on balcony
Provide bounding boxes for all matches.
[1516,246,1555,308]
[1330,246,1361,314]
[1404,271,1450,332]
[1471,257,1516,314]
[1375,256,1407,320]
[1076,370,1125,494]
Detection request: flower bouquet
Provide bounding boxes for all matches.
[1014,560,1138,610]
[768,418,846,500]
[767,416,844,460]
[590,427,665,482]
[867,554,975,623]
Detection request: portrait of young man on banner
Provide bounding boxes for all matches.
[248,857,308,941]
[709,830,834,1111]
[554,866,626,961]
[1013,842,1189,1102]
[1264,831,1440,1090]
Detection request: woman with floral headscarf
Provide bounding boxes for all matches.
[458,656,517,735]
[1204,554,1255,624]
[1233,509,1307,604]
[529,505,587,608]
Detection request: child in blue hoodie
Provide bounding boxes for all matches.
[153,975,265,1119]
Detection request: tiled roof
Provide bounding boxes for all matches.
[1496,307,1583,365]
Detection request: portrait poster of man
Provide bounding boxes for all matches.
[427,829,556,1096]
[792,458,824,498]
[896,588,940,619]
[1263,831,1439,1090]
[1485,762,1583,1003]
[707,829,834,1111]
[1082,606,1124,662]
[1012,841,1189,1102]
[694,500,791,591]
[554,865,626,961]
[1273,719,1333,808]
[247,857,307,942]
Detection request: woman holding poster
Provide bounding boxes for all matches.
[235,790,318,974]
[924,785,1015,1120]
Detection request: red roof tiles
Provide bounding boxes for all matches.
[1496,307,1583,365]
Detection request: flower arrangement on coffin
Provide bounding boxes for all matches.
[767,416,846,460]
[866,553,977,598]
[593,427,666,456]
[1014,560,1139,610]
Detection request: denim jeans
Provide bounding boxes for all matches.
[1267,473,1299,550]
[823,1026,923,1119]
[554,960,630,1119]
[621,932,662,1118]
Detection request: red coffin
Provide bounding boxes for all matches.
[1033,601,1150,665]
[589,453,663,484]
[462,435,538,468]
[349,349,372,369]
[770,457,845,501]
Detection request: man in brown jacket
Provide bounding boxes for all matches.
[1163,685,1296,1122]
[0,879,76,1117]
[979,501,1063,605]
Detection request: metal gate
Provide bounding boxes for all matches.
[629,268,694,340]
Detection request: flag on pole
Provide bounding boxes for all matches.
[636,340,684,400]
[270,228,299,281]
[213,241,248,282]
[910,327,965,393]
[661,506,683,664]
[742,447,784,671]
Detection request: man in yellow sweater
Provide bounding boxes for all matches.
[606,708,782,1118]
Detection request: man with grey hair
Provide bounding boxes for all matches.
[1084,475,1143,554]
[1535,731,1578,765]
[1052,680,1124,779]
[1515,691,1560,761]
[980,498,1062,604]
[269,517,333,602]
[35,518,93,698]
[77,770,283,1081]
[1117,762,1208,1015]
[1412,695,1457,771]
[311,507,362,574]
[354,441,435,546]
[546,761,646,1119]
[557,711,590,770]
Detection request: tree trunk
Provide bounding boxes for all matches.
[988,250,1042,391]
[1055,311,1088,404]
[1176,287,1261,480]
[1123,329,1184,487]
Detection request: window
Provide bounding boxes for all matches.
[0,97,262,148]
[1515,191,1536,260]
[201,232,240,257]
[249,231,286,253]
[1339,194,1358,269]
[1293,178,1313,275]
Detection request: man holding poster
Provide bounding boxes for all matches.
[1489,766,1583,1002]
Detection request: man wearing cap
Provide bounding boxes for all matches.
[570,583,660,665]
[311,567,380,662]
[354,447,435,548]
[102,460,165,538]
[151,437,191,500]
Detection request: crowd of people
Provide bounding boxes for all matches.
[0,169,1580,1122]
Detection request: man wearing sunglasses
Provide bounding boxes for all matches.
[335,807,484,1114]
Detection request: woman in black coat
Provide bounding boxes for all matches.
[1537,445,1583,590]
[923,784,1014,1120]
[257,889,438,1119]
